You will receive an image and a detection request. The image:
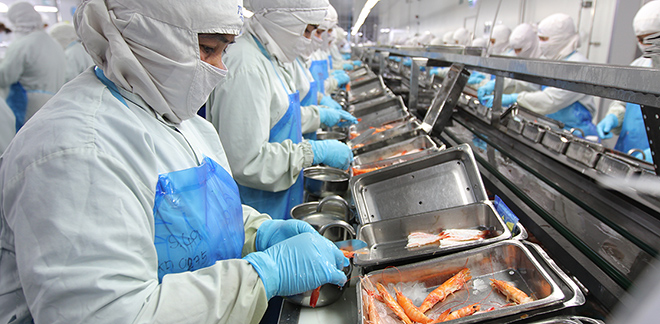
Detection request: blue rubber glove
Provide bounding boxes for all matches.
[633,148,653,163]
[342,63,354,71]
[320,95,343,110]
[319,107,357,127]
[334,73,350,87]
[477,80,496,101]
[481,93,519,108]
[244,232,349,299]
[353,60,363,67]
[429,67,441,76]
[403,58,412,67]
[467,72,487,85]
[255,219,318,251]
[596,114,619,139]
[342,53,351,60]
[309,140,354,170]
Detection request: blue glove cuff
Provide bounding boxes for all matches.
[244,252,279,300]
[255,219,277,251]
[606,114,619,127]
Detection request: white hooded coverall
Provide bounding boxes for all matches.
[0,0,272,323]
[0,99,14,154]
[49,22,95,82]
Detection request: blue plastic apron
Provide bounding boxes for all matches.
[95,68,245,282]
[328,55,333,70]
[309,59,329,96]
[6,82,27,131]
[541,85,598,137]
[236,36,304,220]
[298,58,319,140]
[615,103,650,153]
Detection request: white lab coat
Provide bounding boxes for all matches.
[207,32,315,192]
[0,70,270,323]
[603,56,652,134]
[0,30,66,121]
[64,41,94,82]
[517,52,597,115]
[0,99,14,154]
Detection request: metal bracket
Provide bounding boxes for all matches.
[491,75,505,127]
[379,51,389,75]
[409,57,427,115]
[640,105,660,174]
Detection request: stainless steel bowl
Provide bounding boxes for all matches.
[303,166,350,197]
[290,195,353,222]
[316,130,348,142]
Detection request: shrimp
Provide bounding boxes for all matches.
[442,304,480,321]
[352,165,384,176]
[375,282,413,324]
[406,232,443,248]
[419,268,472,313]
[394,287,434,324]
[309,286,321,308]
[490,279,533,305]
[430,309,452,323]
[362,289,381,324]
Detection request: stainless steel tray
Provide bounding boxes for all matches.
[351,144,488,224]
[595,152,641,178]
[348,94,394,114]
[351,96,406,118]
[348,66,372,81]
[354,202,511,268]
[349,104,410,135]
[525,316,605,324]
[357,240,566,324]
[353,135,439,167]
[565,139,604,167]
[349,119,420,153]
[522,122,548,143]
[542,129,571,154]
[349,75,387,104]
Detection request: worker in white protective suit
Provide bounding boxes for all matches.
[432,30,454,45]
[429,30,468,77]
[206,0,357,220]
[482,13,598,137]
[453,27,471,46]
[0,99,14,154]
[309,5,349,93]
[596,0,660,162]
[49,22,94,82]
[0,0,349,323]
[488,24,513,55]
[471,37,488,47]
[0,2,66,130]
[477,23,542,100]
[330,27,357,69]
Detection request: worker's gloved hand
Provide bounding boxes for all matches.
[633,148,653,163]
[309,140,354,170]
[429,67,442,76]
[467,72,487,85]
[244,232,349,299]
[255,219,318,251]
[320,95,343,110]
[481,93,518,108]
[353,60,363,67]
[403,58,412,67]
[477,80,496,101]
[332,72,350,87]
[342,63,354,71]
[596,114,619,139]
[319,107,357,128]
[342,53,351,60]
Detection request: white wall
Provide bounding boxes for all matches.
[354,0,640,65]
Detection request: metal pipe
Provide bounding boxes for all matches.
[485,0,504,57]
[586,0,598,59]
[473,0,483,37]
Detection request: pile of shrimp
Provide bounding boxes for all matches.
[360,267,534,323]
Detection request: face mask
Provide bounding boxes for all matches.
[183,59,227,120]
[638,41,651,53]
[301,36,317,58]
[295,36,312,57]
[311,34,324,51]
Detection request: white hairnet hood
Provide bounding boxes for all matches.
[471,37,488,47]
[489,24,511,54]
[319,4,337,30]
[509,23,542,59]
[49,22,78,50]
[417,31,434,45]
[537,13,580,60]
[634,1,660,36]
[246,0,329,63]
[8,2,42,34]
[453,28,471,45]
[75,0,244,124]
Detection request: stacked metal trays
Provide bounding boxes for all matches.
[352,135,441,174]
[357,240,586,324]
[349,97,410,136]
[349,75,388,104]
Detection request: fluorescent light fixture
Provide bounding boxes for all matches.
[34,5,58,12]
[351,0,381,36]
[0,2,7,12]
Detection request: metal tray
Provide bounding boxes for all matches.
[357,240,565,324]
[351,96,406,118]
[349,104,410,135]
[565,139,604,168]
[522,122,548,143]
[350,120,422,155]
[348,94,395,114]
[420,63,469,134]
[354,202,511,268]
[542,129,571,154]
[595,152,641,178]
[507,116,525,134]
[525,316,605,324]
[353,135,439,167]
[350,144,487,224]
[348,66,372,81]
[349,75,388,104]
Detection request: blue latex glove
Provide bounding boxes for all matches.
[477,80,496,101]
[633,148,653,163]
[342,63,354,71]
[481,93,518,108]
[334,72,350,87]
[402,58,412,67]
[255,219,318,251]
[244,232,349,299]
[342,53,351,60]
[320,95,343,110]
[353,60,363,67]
[429,67,441,76]
[596,114,619,139]
[309,140,354,170]
[467,72,487,85]
[319,107,357,127]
